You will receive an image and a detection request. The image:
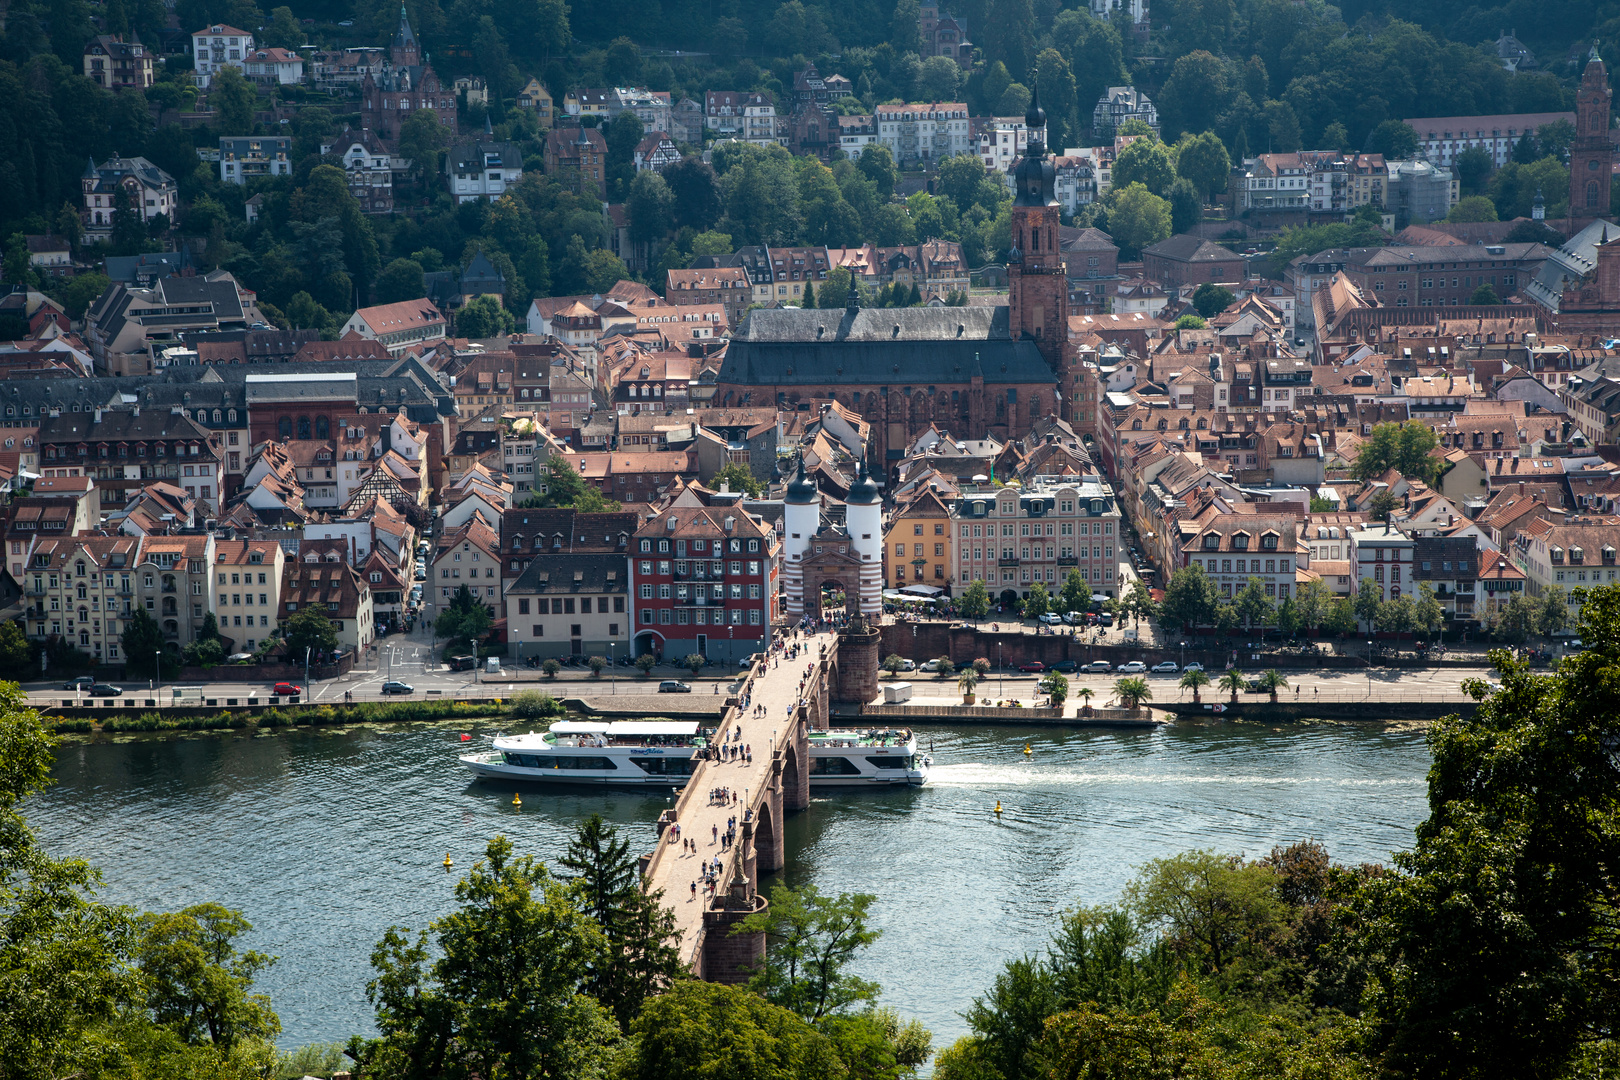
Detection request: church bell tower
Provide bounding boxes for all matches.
[1007,85,1072,419]
[1570,46,1613,227]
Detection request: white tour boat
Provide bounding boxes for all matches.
[459,720,930,787]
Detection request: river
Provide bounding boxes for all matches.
[26,719,1431,1049]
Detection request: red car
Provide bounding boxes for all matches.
[273,682,303,696]
[1018,661,1045,673]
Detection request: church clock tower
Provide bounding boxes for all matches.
[1007,86,1073,420]
[1569,46,1613,228]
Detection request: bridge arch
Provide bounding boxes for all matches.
[753,797,780,873]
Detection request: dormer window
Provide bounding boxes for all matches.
[1551,547,1564,563]
[1231,533,1250,551]
[1202,533,1220,550]
[1261,533,1279,550]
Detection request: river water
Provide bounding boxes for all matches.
[26,719,1431,1049]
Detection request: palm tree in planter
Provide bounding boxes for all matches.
[882,654,905,678]
[1114,676,1151,712]
[1040,672,1068,711]
[1258,668,1289,702]
[1076,686,1095,715]
[1179,668,1211,703]
[1219,669,1247,704]
[957,667,979,704]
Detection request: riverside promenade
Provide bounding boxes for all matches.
[640,627,840,979]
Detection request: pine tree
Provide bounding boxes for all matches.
[559,814,682,1030]
[801,280,816,308]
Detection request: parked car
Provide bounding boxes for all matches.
[380,680,415,695]
[273,682,303,696]
[921,658,947,672]
[658,680,692,693]
[447,655,476,672]
[1245,679,1268,693]
[1062,611,1082,625]
[1183,662,1205,672]
[1050,660,1078,673]
[88,683,122,696]
[1037,612,1062,625]
[1098,613,1114,626]
[1018,661,1046,673]
[63,675,95,690]
[1117,661,1147,674]
[1150,661,1178,673]
[414,568,427,581]
[1084,660,1113,673]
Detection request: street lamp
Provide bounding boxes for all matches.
[304,646,311,697]
[609,640,615,695]
[1367,638,1373,698]
[998,640,1004,700]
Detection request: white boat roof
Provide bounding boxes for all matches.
[546,720,700,736]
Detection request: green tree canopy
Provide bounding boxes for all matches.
[435,584,494,647]
[625,981,844,1080]
[1351,421,1442,485]
[282,604,339,662]
[1105,182,1172,258]
[734,884,882,1021]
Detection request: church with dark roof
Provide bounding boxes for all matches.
[713,93,1074,466]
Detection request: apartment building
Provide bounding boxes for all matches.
[1181,512,1301,602]
[505,553,630,660]
[211,537,286,652]
[282,540,374,653]
[629,506,780,663]
[875,102,972,166]
[885,489,954,589]
[952,479,1123,603]
[21,535,145,664]
[191,23,253,88]
[219,137,292,184]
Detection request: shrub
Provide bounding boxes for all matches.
[510,689,561,720]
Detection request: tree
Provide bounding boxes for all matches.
[933,656,955,679]
[1377,595,1415,637]
[1366,120,1419,160]
[1352,421,1441,485]
[712,462,764,497]
[634,653,657,676]
[882,654,905,678]
[1162,564,1218,629]
[282,604,339,662]
[0,620,32,678]
[1326,596,1358,636]
[1179,668,1210,702]
[958,667,979,701]
[959,580,991,621]
[543,660,564,681]
[209,65,257,136]
[510,690,560,719]
[1060,568,1089,615]
[558,815,681,1030]
[1469,283,1501,305]
[1355,578,1384,632]
[624,981,844,1080]
[1219,669,1246,703]
[1111,137,1175,197]
[121,606,177,679]
[915,56,962,102]
[436,584,493,648]
[857,145,897,200]
[587,655,607,677]
[137,903,280,1051]
[1368,489,1399,523]
[1498,592,1538,643]
[1167,177,1201,235]
[1257,668,1288,702]
[682,653,705,675]
[1447,195,1498,223]
[1234,576,1273,634]
[110,185,149,255]
[1413,583,1446,638]
[734,884,882,1021]
[1355,590,1620,1077]
[1122,850,1285,976]
[348,836,618,1080]
[1189,283,1234,320]
[261,4,302,48]
[1041,672,1068,709]
[626,170,673,246]
[1174,130,1231,200]
[1024,583,1050,620]
[1114,676,1151,710]
[1105,182,1171,257]
[374,259,426,304]
[398,108,451,179]
[529,454,620,511]
[457,294,513,338]
[1536,584,1571,637]
[1454,146,1494,196]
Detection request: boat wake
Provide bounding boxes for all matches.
[928,763,1422,787]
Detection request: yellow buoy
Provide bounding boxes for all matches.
[443,853,453,869]
[512,792,522,808]
[1023,743,1032,756]
[994,800,1002,815]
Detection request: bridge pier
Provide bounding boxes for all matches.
[699,872,767,984]
[783,711,810,812]
[836,617,881,704]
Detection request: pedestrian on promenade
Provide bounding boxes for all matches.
[712,824,718,844]
[691,881,697,899]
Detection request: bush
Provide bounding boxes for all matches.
[510,689,562,720]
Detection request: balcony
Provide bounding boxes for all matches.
[997,556,1020,567]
